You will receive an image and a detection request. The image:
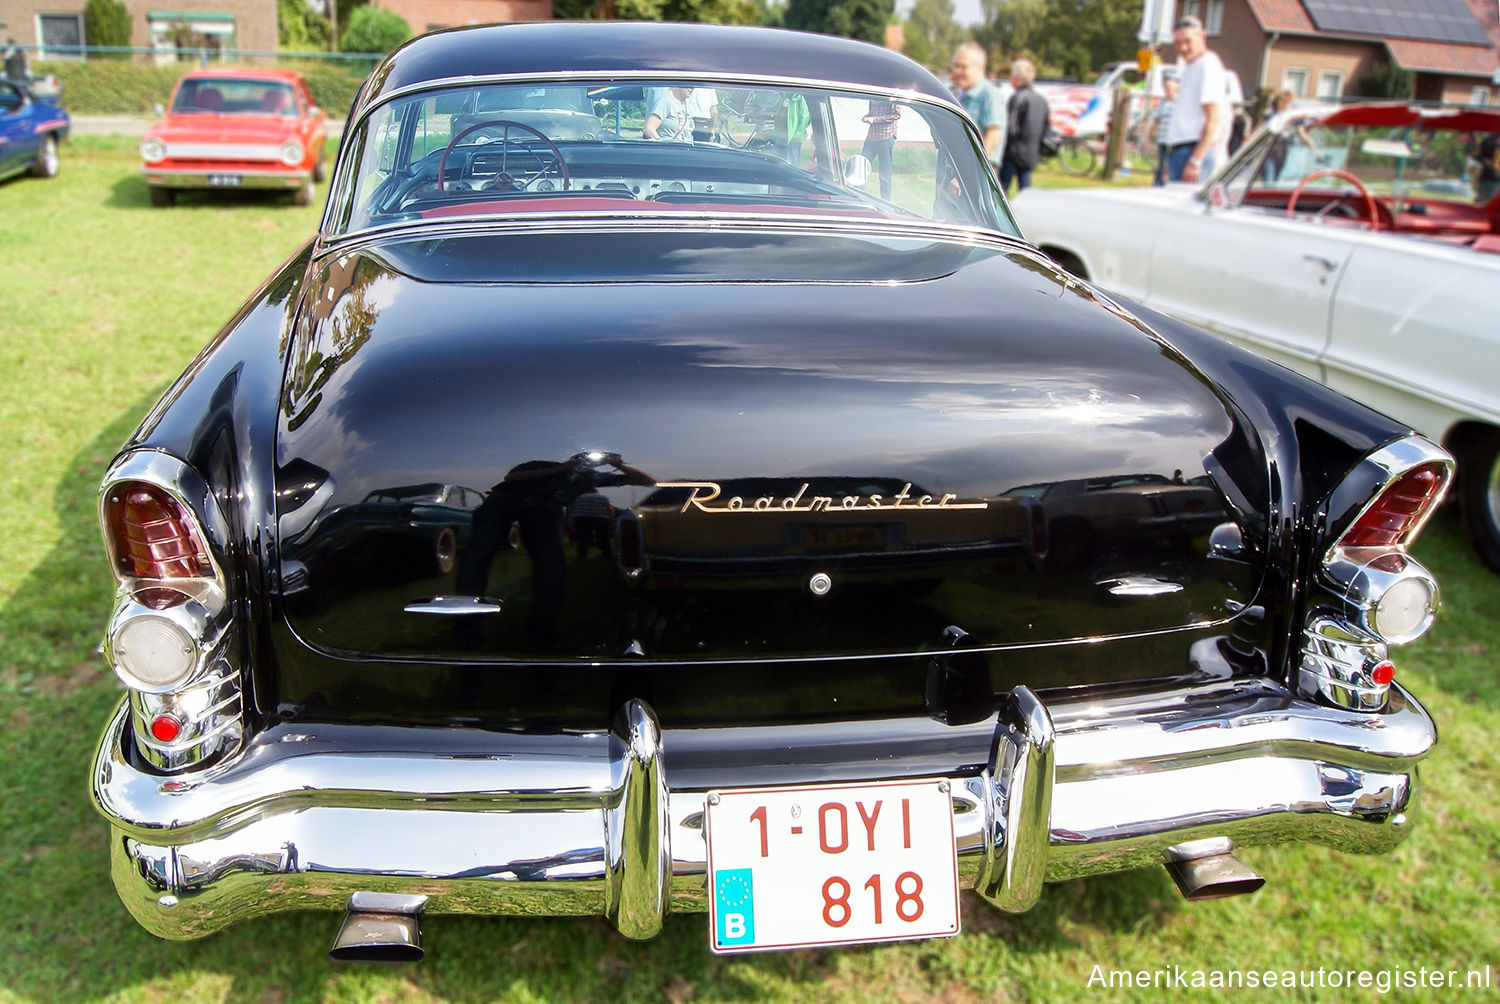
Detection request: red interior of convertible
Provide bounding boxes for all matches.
[1244,103,1500,252]
[1246,187,1500,238]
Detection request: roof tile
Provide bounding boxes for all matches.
[1385,38,1499,76]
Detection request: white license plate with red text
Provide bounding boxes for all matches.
[705,779,960,953]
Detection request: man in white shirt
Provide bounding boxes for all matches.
[1162,15,1229,183]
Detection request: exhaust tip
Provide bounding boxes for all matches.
[329,910,424,963]
[1165,852,1265,901]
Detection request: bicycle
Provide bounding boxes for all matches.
[1055,134,1098,177]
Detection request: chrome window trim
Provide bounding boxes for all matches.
[321,72,998,240]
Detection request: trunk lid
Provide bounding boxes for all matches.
[276,226,1265,663]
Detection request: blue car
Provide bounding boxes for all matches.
[0,76,69,182]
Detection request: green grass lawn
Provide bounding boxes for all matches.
[1,136,1497,1003]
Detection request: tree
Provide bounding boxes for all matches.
[340,6,411,54]
[278,0,332,50]
[904,0,966,71]
[554,0,760,22]
[978,0,1136,79]
[783,0,894,45]
[1358,61,1414,99]
[83,0,131,49]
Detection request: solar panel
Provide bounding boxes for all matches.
[1302,0,1492,46]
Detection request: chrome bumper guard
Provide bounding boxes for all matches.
[92,678,1435,940]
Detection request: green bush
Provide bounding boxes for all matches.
[83,0,131,49]
[35,57,371,117]
[340,7,411,56]
[35,60,179,114]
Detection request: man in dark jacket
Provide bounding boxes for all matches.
[1000,57,1050,196]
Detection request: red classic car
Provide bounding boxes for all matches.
[139,67,327,207]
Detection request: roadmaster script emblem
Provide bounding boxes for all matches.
[655,481,990,514]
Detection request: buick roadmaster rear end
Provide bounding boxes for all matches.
[92,22,1450,958]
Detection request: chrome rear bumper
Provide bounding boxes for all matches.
[142,168,309,190]
[92,677,1435,941]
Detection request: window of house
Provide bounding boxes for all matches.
[36,13,83,60]
[1316,71,1344,100]
[1471,87,1490,106]
[1181,0,1224,33]
[1283,67,1309,97]
[148,13,237,63]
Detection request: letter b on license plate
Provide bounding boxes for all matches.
[705,779,960,952]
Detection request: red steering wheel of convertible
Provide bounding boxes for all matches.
[1286,168,1381,231]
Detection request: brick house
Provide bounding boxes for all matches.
[1,0,276,57]
[370,0,551,34]
[1162,0,1500,106]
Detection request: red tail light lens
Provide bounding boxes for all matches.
[1339,462,1449,550]
[106,483,212,579]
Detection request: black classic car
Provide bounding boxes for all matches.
[92,22,1453,959]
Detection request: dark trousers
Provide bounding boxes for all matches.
[999,160,1032,196]
[862,135,894,200]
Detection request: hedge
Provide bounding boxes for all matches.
[35,56,374,118]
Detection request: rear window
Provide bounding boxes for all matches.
[331,78,1015,237]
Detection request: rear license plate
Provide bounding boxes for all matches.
[705,779,960,953]
[803,524,887,551]
[207,173,242,186]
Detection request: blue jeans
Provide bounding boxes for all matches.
[1166,144,1217,183]
[999,160,1031,196]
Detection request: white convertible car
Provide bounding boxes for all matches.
[1013,102,1500,573]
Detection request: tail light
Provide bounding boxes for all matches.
[105,483,212,579]
[99,451,241,771]
[1301,438,1453,711]
[1334,462,1449,551]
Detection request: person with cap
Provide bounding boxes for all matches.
[1147,67,1180,186]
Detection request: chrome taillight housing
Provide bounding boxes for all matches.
[1300,438,1453,710]
[99,451,242,771]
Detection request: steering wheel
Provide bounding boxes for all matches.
[437,119,570,193]
[1286,168,1380,231]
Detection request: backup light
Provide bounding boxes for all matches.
[112,615,197,689]
[1370,575,1434,641]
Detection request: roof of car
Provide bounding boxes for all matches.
[357,21,955,114]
